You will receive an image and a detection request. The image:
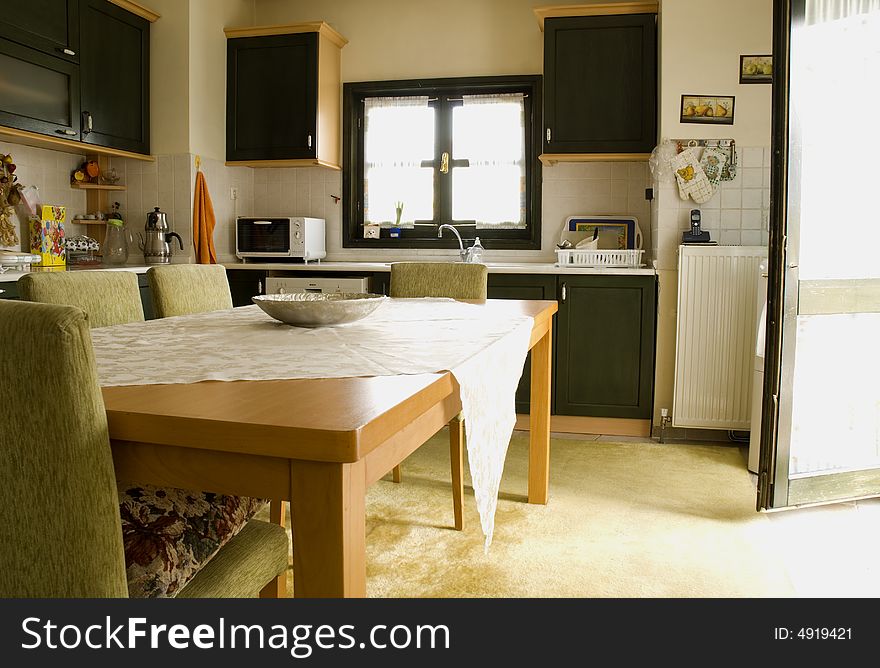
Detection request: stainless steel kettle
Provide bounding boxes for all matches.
[139,206,183,264]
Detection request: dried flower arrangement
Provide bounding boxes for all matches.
[0,153,24,247]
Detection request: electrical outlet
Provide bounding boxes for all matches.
[230,187,239,201]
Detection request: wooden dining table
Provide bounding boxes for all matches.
[101,298,557,598]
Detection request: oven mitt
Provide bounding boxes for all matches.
[700,146,728,188]
[671,147,714,203]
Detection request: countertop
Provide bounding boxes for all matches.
[0,264,151,283]
[222,261,657,276]
[1,260,657,283]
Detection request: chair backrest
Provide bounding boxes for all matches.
[19,271,144,328]
[0,301,129,597]
[147,264,233,318]
[389,262,488,300]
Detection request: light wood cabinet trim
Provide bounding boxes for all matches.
[515,414,652,438]
[316,29,342,169]
[108,0,160,22]
[225,159,342,170]
[0,125,155,161]
[534,3,659,30]
[540,152,651,165]
[224,21,348,48]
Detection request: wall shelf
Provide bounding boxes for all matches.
[70,183,126,191]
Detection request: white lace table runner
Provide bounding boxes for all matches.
[91,299,534,547]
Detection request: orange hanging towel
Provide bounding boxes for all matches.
[192,169,217,264]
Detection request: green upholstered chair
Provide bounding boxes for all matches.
[0,300,288,597]
[147,264,233,318]
[19,270,144,327]
[389,261,488,300]
[147,262,287,587]
[389,262,489,531]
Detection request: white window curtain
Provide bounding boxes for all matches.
[452,93,526,229]
[364,96,434,227]
[806,0,880,23]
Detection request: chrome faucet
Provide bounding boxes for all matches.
[438,224,469,262]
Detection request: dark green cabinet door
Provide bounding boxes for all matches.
[487,274,557,414]
[227,33,318,161]
[137,274,154,320]
[80,0,149,154]
[0,281,20,300]
[227,269,267,307]
[371,272,390,296]
[0,39,80,138]
[0,0,79,62]
[544,14,657,153]
[556,275,656,418]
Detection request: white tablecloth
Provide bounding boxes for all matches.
[92,299,534,546]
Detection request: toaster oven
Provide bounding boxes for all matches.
[235,217,326,261]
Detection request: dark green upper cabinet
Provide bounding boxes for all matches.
[227,33,318,161]
[80,0,150,154]
[0,39,80,138]
[0,0,80,62]
[543,13,657,154]
[555,275,656,419]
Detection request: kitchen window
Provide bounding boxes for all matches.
[342,75,542,250]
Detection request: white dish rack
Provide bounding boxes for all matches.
[556,248,645,268]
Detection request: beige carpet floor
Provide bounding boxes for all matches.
[266,431,795,597]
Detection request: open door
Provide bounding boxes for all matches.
[759,0,880,509]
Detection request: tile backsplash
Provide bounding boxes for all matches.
[4,141,766,268]
[111,156,655,264]
[0,141,88,247]
[652,146,771,271]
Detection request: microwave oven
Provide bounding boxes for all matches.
[235,217,326,261]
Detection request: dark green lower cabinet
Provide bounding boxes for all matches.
[137,274,153,320]
[227,269,267,307]
[487,274,557,414]
[0,281,19,299]
[555,275,656,418]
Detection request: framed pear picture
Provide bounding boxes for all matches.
[740,54,773,83]
[680,95,735,125]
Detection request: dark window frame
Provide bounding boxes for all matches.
[342,74,543,251]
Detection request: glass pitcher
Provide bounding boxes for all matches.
[103,218,131,265]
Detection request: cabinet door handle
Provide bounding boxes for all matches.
[440,151,449,174]
[546,128,552,143]
[307,134,313,148]
[59,47,76,56]
[560,282,567,304]
[257,280,263,294]
[82,111,93,136]
[55,129,77,136]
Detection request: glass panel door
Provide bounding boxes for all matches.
[761,0,880,508]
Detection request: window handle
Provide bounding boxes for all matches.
[440,151,449,174]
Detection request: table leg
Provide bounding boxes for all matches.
[260,499,288,598]
[449,416,464,531]
[528,323,552,504]
[289,459,367,598]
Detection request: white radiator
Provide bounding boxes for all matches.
[673,245,768,429]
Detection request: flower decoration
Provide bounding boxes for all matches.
[0,153,24,247]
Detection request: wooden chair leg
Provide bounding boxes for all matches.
[260,499,288,598]
[391,465,402,483]
[449,417,464,531]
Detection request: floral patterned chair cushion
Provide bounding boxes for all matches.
[119,485,266,598]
